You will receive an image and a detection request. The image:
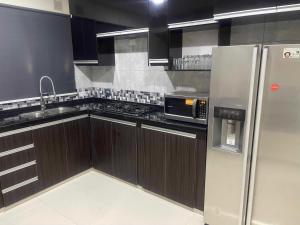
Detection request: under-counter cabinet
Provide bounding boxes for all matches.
[0,131,38,206]
[165,132,197,208]
[0,115,90,208]
[91,116,137,185]
[139,125,207,210]
[112,121,137,184]
[33,124,68,190]
[138,127,166,196]
[64,118,91,177]
[91,118,113,175]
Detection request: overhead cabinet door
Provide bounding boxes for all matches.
[214,0,276,15]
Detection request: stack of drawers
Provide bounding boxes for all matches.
[0,131,39,206]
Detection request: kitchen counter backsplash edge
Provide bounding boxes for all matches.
[0,87,165,111]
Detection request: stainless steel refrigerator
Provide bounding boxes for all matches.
[204,44,300,225]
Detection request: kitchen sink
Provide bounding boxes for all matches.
[20,107,78,119]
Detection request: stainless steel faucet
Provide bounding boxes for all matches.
[39,76,57,111]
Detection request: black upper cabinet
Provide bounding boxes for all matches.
[214,0,277,15]
[277,0,300,6]
[71,16,98,62]
[148,0,169,64]
[168,0,214,23]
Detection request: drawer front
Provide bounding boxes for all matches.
[2,180,38,206]
[0,131,33,153]
[0,147,36,172]
[0,163,37,189]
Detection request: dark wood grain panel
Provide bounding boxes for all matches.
[2,181,38,206]
[64,118,91,177]
[0,165,37,189]
[195,131,207,211]
[112,123,137,184]
[0,186,3,208]
[165,133,197,208]
[0,131,33,153]
[33,124,68,190]
[91,118,113,175]
[0,148,36,172]
[138,128,166,195]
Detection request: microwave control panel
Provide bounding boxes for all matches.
[199,99,208,120]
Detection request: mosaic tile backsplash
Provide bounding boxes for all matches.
[0,88,164,111]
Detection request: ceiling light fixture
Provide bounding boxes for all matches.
[151,0,165,5]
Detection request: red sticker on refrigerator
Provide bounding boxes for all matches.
[271,83,280,92]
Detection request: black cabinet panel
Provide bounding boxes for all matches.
[168,0,213,23]
[165,134,196,208]
[214,0,276,14]
[91,118,113,176]
[195,132,207,211]
[71,17,85,61]
[138,128,166,195]
[34,124,68,190]
[277,0,300,6]
[71,16,98,61]
[148,0,169,62]
[83,19,98,60]
[97,37,115,66]
[64,118,91,177]
[112,123,137,184]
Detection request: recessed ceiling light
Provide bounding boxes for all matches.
[151,0,165,5]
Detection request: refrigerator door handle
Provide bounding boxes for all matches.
[245,47,269,225]
[238,45,261,225]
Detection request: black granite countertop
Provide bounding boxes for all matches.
[0,99,207,134]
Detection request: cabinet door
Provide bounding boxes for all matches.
[91,118,113,175]
[71,17,85,60]
[33,124,68,190]
[168,0,213,24]
[148,0,169,64]
[138,128,166,195]
[112,122,137,184]
[277,0,300,6]
[64,118,91,177]
[165,133,196,208]
[195,131,207,211]
[82,19,98,61]
[214,0,276,15]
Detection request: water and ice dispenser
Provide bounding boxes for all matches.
[212,107,246,153]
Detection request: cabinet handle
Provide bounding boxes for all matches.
[0,160,36,177]
[91,115,136,127]
[0,144,34,158]
[141,125,196,139]
[2,176,38,194]
[0,114,89,138]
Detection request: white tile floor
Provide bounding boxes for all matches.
[0,171,203,225]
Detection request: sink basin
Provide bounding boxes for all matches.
[20,107,78,119]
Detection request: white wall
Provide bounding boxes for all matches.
[0,0,70,14]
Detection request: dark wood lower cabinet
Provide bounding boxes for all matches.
[91,118,113,175]
[64,118,91,177]
[165,133,197,208]
[195,132,207,211]
[0,131,39,207]
[33,124,68,190]
[138,128,166,196]
[112,122,137,184]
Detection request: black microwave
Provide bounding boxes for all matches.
[164,92,209,124]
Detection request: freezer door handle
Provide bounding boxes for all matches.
[245,47,269,225]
